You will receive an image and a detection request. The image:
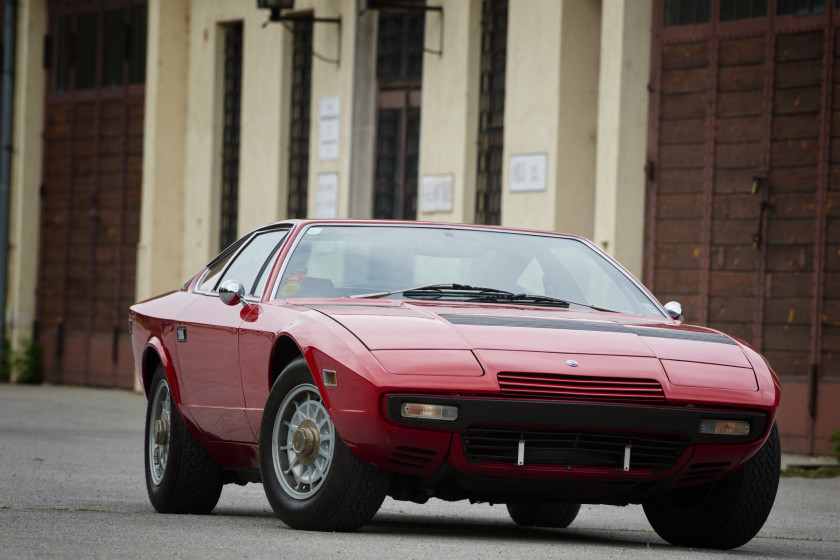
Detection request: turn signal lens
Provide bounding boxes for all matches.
[699,419,750,436]
[401,403,459,422]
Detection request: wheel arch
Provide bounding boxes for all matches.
[142,337,183,405]
[268,334,305,391]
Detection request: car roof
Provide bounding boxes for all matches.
[258,219,588,243]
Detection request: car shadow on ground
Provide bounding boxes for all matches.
[363,514,804,558]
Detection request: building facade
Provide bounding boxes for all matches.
[3,0,837,454]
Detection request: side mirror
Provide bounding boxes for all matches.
[664,301,684,322]
[219,279,247,307]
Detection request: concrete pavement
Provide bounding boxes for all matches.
[1,384,837,559]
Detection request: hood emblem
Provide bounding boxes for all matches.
[566,359,579,367]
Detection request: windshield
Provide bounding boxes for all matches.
[274,225,665,318]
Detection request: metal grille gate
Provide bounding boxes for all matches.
[647,0,840,453]
[38,0,146,388]
[474,0,507,226]
[287,18,313,220]
[219,23,243,250]
[373,8,424,220]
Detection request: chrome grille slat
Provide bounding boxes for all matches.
[497,372,666,404]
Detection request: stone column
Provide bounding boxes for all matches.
[593,0,653,277]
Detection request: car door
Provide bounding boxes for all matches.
[176,228,289,443]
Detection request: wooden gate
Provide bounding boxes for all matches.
[646,0,840,453]
[37,1,146,388]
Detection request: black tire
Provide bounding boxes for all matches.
[507,502,581,528]
[643,423,781,549]
[259,357,391,532]
[144,366,223,514]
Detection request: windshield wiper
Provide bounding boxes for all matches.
[349,283,514,300]
[350,285,620,312]
[476,293,620,312]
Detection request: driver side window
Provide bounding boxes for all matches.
[198,229,288,297]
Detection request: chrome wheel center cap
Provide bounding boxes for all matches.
[292,420,320,465]
[153,418,169,445]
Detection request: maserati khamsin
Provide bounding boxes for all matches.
[129,221,780,549]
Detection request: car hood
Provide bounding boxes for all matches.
[302,302,752,368]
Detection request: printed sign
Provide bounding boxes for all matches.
[315,173,339,218]
[420,175,454,213]
[510,153,547,192]
[318,96,340,160]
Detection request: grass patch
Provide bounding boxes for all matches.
[32,458,44,462]
[75,508,107,513]
[1,506,10,509]
[781,466,840,478]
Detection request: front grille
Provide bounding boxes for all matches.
[497,372,665,404]
[463,427,688,472]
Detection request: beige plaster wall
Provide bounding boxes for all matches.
[417,0,481,224]
[179,0,317,277]
[306,0,358,220]
[502,0,600,236]
[6,0,46,369]
[594,0,652,278]
[136,0,189,301]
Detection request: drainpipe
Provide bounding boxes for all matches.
[0,0,17,354]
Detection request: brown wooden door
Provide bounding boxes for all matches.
[647,0,839,454]
[37,1,146,388]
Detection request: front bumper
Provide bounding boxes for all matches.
[356,395,771,493]
[384,395,767,444]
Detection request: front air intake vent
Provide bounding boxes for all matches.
[463,427,687,472]
[497,372,665,404]
[678,461,731,484]
[387,446,438,469]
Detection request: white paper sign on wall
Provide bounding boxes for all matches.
[318,96,340,161]
[316,173,339,218]
[510,153,547,192]
[419,174,454,213]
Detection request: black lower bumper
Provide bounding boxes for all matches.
[385,395,766,444]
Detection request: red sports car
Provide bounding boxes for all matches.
[130,220,780,549]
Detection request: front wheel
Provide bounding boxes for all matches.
[259,358,391,531]
[144,366,223,514]
[643,423,781,549]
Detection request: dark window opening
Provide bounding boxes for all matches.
[102,9,125,88]
[373,9,424,220]
[475,0,507,226]
[75,12,99,90]
[219,23,243,251]
[48,3,146,93]
[777,0,826,15]
[720,0,767,20]
[287,18,313,220]
[129,5,147,85]
[664,0,712,26]
[50,16,72,93]
[376,11,425,81]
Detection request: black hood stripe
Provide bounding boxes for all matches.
[440,315,736,346]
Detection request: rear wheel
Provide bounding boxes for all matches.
[144,366,223,514]
[259,357,391,531]
[507,502,581,528]
[643,423,781,549]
